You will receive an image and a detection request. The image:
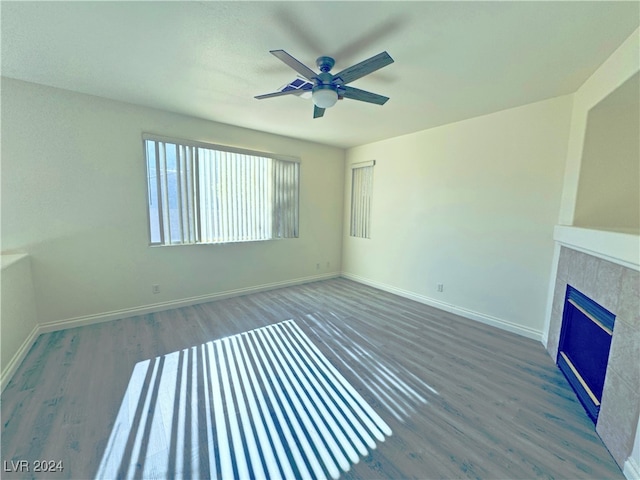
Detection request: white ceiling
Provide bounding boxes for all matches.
[2,1,638,149]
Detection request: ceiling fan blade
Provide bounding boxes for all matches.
[313,105,325,118]
[334,51,394,85]
[342,86,389,105]
[270,50,317,81]
[254,86,309,100]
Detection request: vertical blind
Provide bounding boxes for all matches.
[144,136,299,245]
[350,161,375,238]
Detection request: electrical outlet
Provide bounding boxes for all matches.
[437,284,444,293]
[152,284,160,294]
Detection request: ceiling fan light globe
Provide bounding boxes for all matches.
[312,88,338,109]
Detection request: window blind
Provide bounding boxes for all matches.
[144,136,299,246]
[350,161,375,238]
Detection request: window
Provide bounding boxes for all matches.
[144,135,299,246]
[350,161,375,238]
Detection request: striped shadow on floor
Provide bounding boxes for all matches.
[302,312,438,423]
[96,320,392,479]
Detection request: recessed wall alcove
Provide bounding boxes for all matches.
[573,72,640,234]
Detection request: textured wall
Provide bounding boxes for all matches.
[548,246,640,466]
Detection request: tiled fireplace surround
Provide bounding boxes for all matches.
[547,245,640,467]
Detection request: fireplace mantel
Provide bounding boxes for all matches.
[554,226,640,271]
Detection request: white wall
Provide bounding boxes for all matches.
[1,78,345,329]
[342,95,573,338]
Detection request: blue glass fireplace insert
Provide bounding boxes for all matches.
[557,286,615,423]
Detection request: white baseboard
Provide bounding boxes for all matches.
[3,272,542,390]
[1,325,40,393]
[625,456,640,480]
[625,452,640,480]
[37,272,339,334]
[2,272,339,391]
[341,272,543,341]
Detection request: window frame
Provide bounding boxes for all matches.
[142,133,300,247]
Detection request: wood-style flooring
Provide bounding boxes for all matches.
[1,278,624,479]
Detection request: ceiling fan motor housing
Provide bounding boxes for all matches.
[316,56,335,73]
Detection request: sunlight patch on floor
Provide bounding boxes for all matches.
[96,320,391,479]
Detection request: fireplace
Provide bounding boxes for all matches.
[548,229,639,469]
[557,285,615,423]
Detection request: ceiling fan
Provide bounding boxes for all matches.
[255,50,394,118]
